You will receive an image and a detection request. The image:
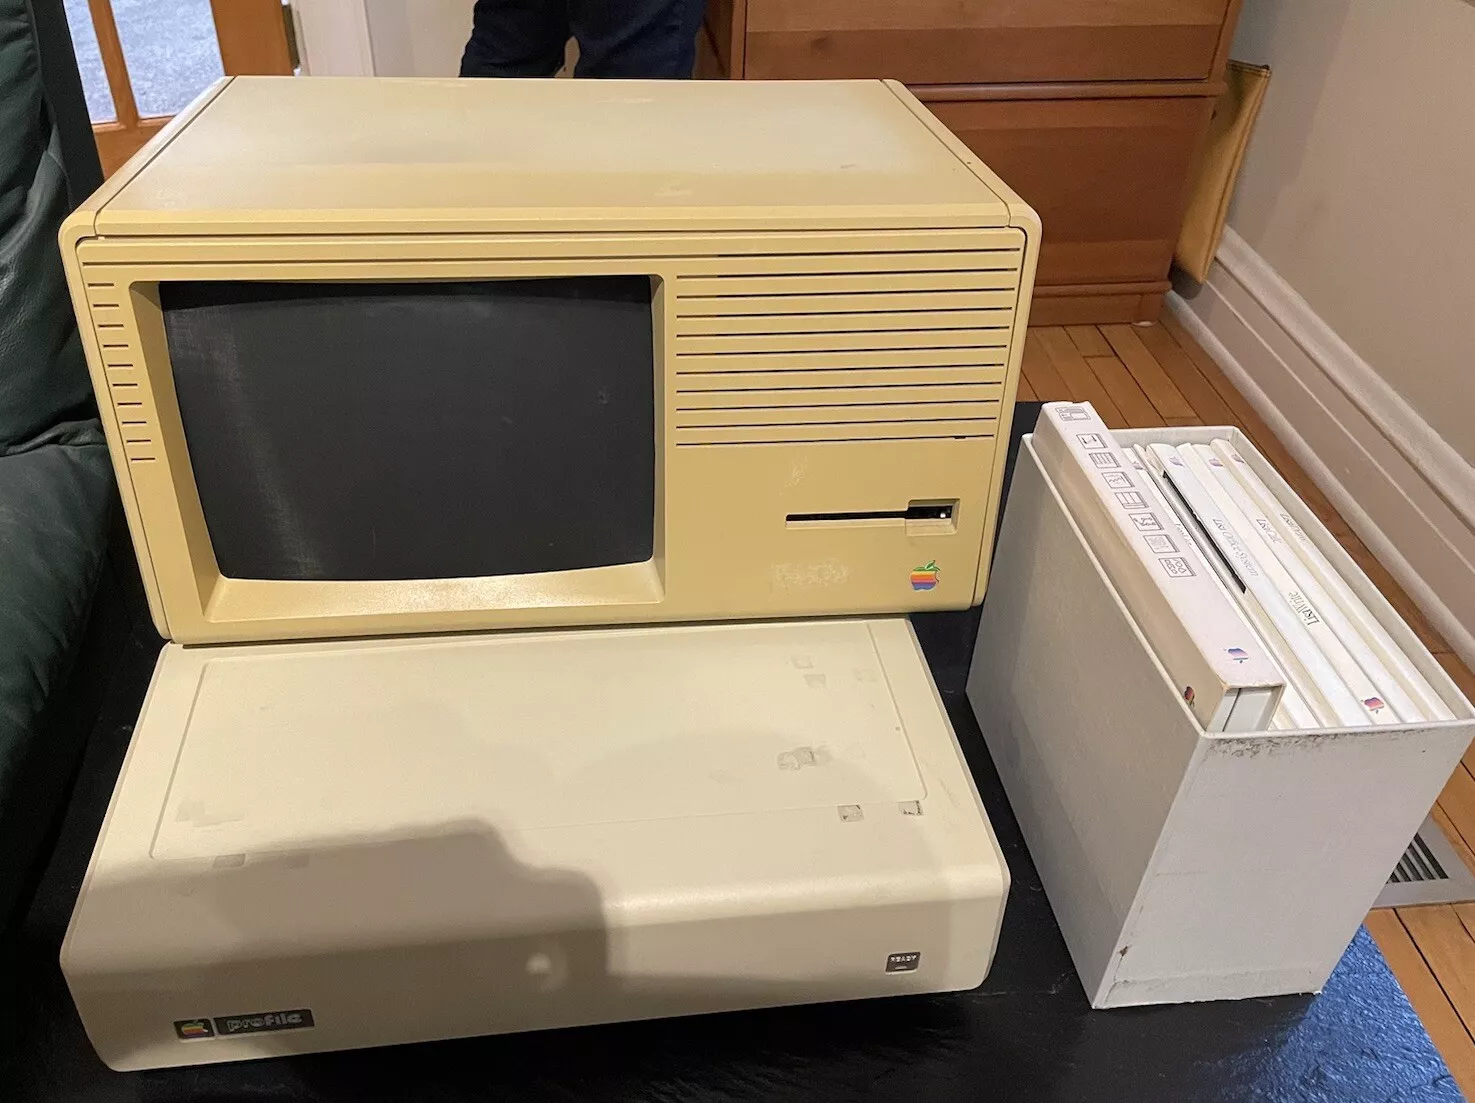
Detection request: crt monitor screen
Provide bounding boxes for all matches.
[160,276,656,582]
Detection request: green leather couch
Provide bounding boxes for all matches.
[0,0,119,927]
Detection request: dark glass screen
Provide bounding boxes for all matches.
[161,276,655,581]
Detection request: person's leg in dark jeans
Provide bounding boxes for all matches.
[460,0,569,77]
[460,0,706,79]
[571,0,706,78]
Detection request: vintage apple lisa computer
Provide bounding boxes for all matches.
[59,76,1038,1069]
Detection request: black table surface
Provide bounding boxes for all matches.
[0,405,1459,1102]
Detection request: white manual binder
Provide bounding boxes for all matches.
[1032,403,1282,731]
[1210,438,1452,723]
[1145,442,1367,728]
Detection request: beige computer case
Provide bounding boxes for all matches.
[61,77,1039,644]
[65,617,1010,1069]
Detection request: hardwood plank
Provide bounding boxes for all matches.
[1155,312,1289,449]
[1136,320,1236,425]
[1398,905,1475,1042]
[1160,315,1276,438]
[1015,371,1037,403]
[1065,325,1112,358]
[1021,330,1072,403]
[1164,415,1203,426]
[1365,908,1475,1097]
[1084,354,1164,427]
[1454,903,1475,948]
[1021,332,1062,398]
[1438,764,1475,866]
[1433,803,1475,880]
[1034,327,1127,428]
[1100,323,1195,419]
[1185,363,1287,463]
[1156,309,1216,365]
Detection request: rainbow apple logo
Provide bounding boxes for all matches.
[1227,647,1249,663]
[910,561,940,591]
[1364,696,1386,713]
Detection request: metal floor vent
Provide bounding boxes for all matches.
[1375,816,1475,908]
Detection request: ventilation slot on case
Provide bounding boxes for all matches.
[672,249,1019,446]
[87,280,156,462]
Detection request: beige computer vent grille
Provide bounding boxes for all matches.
[671,247,1020,447]
[84,281,157,464]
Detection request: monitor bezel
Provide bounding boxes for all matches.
[68,228,1019,644]
[92,254,674,641]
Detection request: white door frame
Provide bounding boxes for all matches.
[292,0,375,75]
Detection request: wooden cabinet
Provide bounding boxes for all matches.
[922,94,1214,322]
[704,0,1243,324]
[742,0,1233,84]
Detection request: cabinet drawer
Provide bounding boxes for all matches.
[744,0,1232,84]
[924,95,1212,288]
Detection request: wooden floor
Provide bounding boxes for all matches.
[1022,314,1475,1097]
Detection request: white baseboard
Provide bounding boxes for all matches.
[1168,228,1475,669]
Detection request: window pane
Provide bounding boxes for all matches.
[113,0,224,118]
[62,0,116,123]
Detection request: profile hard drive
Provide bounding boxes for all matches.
[64,617,1008,1069]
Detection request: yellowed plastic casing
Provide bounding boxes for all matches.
[63,618,1008,1069]
[61,77,1039,645]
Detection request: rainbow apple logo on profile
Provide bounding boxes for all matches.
[1227,647,1249,663]
[1364,696,1386,713]
[910,561,940,591]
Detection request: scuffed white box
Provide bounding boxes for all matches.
[968,425,1474,1008]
